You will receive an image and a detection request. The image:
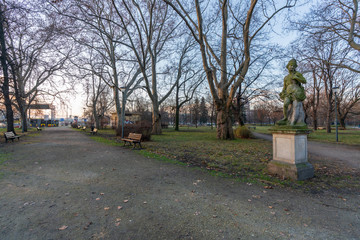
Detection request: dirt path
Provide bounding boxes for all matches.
[253,132,360,170]
[0,128,359,239]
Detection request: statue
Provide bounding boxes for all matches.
[277,59,307,126]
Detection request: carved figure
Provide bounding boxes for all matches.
[277,59,307,126]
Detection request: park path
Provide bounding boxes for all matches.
[0,127,359,240]
[253,132,360,170]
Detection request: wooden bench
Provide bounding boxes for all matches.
[82,126,86,131]
[248,126,256,130]
[4,132,21,143]
[36,127,42,131]
[90,128,98,135]
[121,133,142,149]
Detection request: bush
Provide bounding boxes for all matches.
[234,126,252,139]
[116,121,152,141]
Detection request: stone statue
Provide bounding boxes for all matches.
[277,59,307,126]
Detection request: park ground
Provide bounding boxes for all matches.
[0,127,359,239]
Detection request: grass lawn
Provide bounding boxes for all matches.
[79,126,360,193]
[252,125,360,145]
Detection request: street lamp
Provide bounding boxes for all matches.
[333,86,339,142]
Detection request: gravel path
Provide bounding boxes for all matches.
[0,128,359,239]
[253,132,360,170]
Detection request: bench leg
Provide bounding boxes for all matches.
[132,142,142,149]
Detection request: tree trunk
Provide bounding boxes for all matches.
[92,105,100,129]
[20,106,28,133]
[340,117,346,129]
[312,109,318,130]
[175,86,180,131]
[175,106,180,131]
[0,6,15,133]
[216,107,234,140]
[326,107,332,133]
[152,107,162,135]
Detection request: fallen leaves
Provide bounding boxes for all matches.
[84,222,92,230]
[117,206,123,210]
[123,200,129,203]
[115,218,121,226]
[104,207,110,211]
[58,225,68,231]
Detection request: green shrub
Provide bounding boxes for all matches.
[235,126,252,139]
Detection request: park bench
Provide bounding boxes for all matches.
[82,126,86,131]
[248,126,256,130]
[90,128,98,135]
[4,132,21,143]
[36,127,42,131]
[121,133,142,149]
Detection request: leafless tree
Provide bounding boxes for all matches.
[164,0,297,139]
[0,3,14,132]
[111,0,182,134]
[293,23,360,132]
[296,0,360,73]
[51,0,144,128]
[4,0,71,132]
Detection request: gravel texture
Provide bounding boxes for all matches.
[0,127,359,240]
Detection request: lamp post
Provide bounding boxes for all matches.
[333,86,339,142]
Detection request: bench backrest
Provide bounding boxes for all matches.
[4,132,15,138]
[128,133,142,141]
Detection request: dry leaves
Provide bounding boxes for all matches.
[115,218,121,226]
[58,225,68,231]
[84,222,92,230]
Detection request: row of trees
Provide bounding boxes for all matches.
[1,0,359,139]
[0,1,74,133]
[293,0,360,132]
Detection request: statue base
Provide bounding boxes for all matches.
[267,127,313,181]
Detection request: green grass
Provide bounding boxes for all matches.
[252,125,360,145]
[0,152,11,179]
[143,128,282,183]
[83,126,359,192]
[90,135,121,146]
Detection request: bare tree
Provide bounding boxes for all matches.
[51,0,144,128]
[172,37,204,131]
[4,0,71,132]
[111,0,181,134]
[334,70,360,128]
[293,22,360,132]
[0,3,14,133]
[164,0,297,139]
[297,0,360,73]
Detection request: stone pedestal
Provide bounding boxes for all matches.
[267,128,313,181]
